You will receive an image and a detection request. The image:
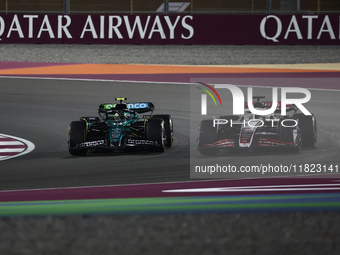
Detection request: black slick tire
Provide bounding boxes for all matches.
[152,114,173,148]
[279,118,302,153]
[145,118,165,153]
[198,119,219,156]
[293,113,317,148]
[68,121,88,156]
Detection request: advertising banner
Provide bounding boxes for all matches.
[0,14,339,45]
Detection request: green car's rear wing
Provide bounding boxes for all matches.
[98,102,155,114]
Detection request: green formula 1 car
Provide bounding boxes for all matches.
[67,98,173,156]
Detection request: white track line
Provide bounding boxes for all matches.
[162,183,340,193]
[1,75,340,92]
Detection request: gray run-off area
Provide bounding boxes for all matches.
[0,44,340,65]
[0,44,339,255]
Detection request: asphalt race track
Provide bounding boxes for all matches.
[0,78,191,190]
[190,83,340,179]
[0,46,340,254]
[0,76,340,191]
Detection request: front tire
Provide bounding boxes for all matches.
[145,118,165,152]
[294,113,317,148]
[68,121,88,156]
[152,114,173,148]
[279,118,302,153]
[198,119,219,156]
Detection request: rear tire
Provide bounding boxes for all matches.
[294,113,317,148]
[198,119,219,156]
[68,121,88,156]
[152,114,173,148]
[145,118,165,152]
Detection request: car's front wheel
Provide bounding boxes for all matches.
[68,121,88,156]
[279,118,302,153]
[152,114,173,148]
[145,118,165,152]
[294,113,317,148]
[198,119,219,156]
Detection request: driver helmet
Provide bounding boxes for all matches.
[125,112,133,119]
[254,102,264,108]
[113,112,120,120]
[116,111,131,120]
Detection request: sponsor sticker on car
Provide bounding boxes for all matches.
[126,139,155,145]
[78,140,105,147]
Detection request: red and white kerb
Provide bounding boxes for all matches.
[0,134,35,161]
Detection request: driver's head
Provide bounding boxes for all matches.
[111,111,133,121]
[117,111,130,120]
[124,112,131,119]
[113,112,120,120]
[254,102,264,108]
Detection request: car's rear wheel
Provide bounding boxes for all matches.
[68,121,88,156]
[145,118,165,152]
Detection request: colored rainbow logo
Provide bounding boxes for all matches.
[197,82,223,106]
